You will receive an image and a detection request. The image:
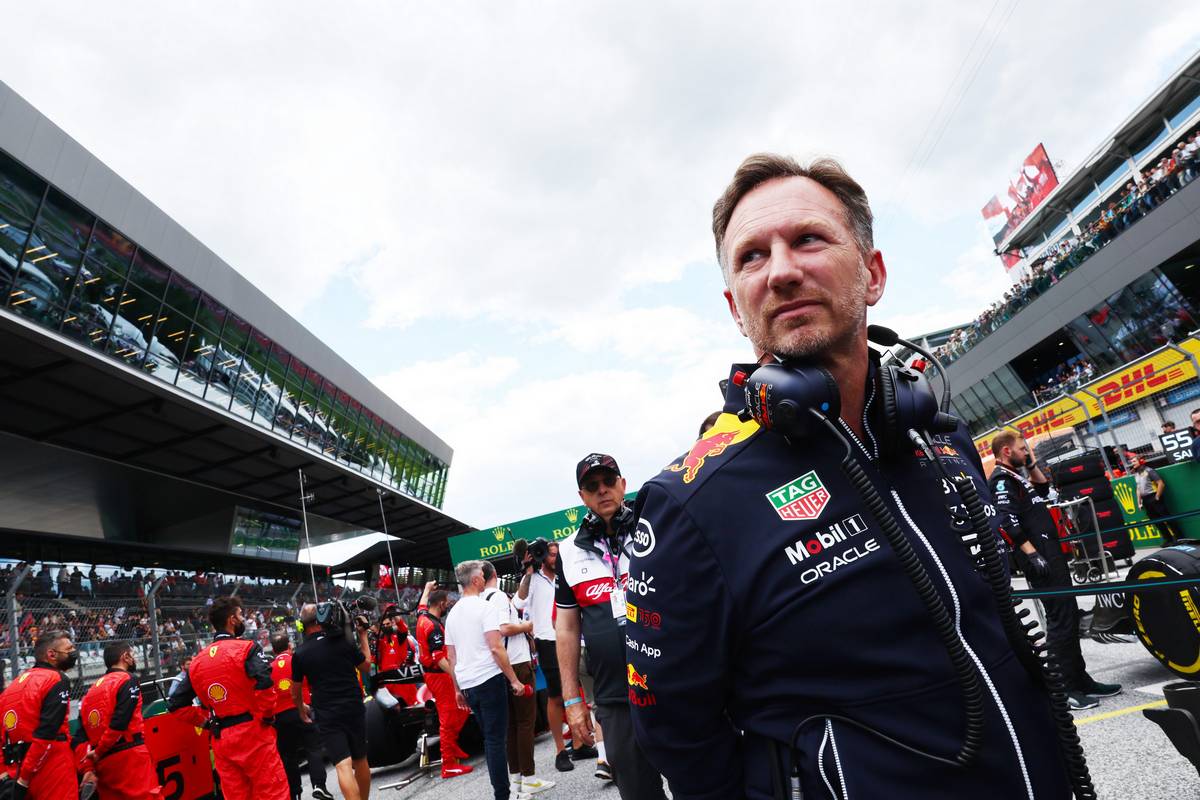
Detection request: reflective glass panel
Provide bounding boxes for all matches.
[0,150,44,223]
[1167,92,1200,132]
[262,344,291,431]
[85,221,134,278]
[179,323,221,398]
[106,279,165,368]
[24,189,92,301]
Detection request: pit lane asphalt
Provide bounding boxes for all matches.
[334,552,1190,800]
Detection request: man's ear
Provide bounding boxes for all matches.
[864,250,887,307]
[724,288,746,336]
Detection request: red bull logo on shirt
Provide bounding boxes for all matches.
[665,416,757,483]
[766,471,831,521]
[627,664,650,690]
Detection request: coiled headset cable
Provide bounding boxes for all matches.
[784,411,985,770]
[910,430,1096,800]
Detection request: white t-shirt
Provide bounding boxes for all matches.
[486,588,530,666]
[444,594,502,690]
[513,570,557,641]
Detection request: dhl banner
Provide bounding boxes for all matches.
[972,334,1200,462]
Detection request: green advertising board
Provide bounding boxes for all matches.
[448,493,638,566]
[1110,460,1200,547]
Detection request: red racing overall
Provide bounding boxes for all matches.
[374,628,420,706]
[171,635,288,800]
[79,669,157,800]
[0,664,74,800]
[416,606,469,764]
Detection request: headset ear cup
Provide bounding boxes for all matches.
[878,366,901,460]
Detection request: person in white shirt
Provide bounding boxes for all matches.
[486,575,554,797]
[445,560,526,800]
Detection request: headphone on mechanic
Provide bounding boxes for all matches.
[735,324,959,459]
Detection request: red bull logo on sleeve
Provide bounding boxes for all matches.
[665,416,757,483]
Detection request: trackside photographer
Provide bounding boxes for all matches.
[292,603,373,800]
[0,631,76,800]
[625,154,1075,799]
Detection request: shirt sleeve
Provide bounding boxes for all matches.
[554,554,577,609]
[165,668,197,711]
[244,643,275,690]
[98,674,139,754]
[1147,468,1162,484]
[290,648,307,683]
[626,484,742,800]
[32,674,70,740]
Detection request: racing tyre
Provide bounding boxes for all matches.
[365,699,420,767]
[1129,545,1200,679]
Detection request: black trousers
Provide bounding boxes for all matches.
[275,707,328,798]
[1142,494,1179,544]
[594,702,667,800]
[1030,556,1088,691]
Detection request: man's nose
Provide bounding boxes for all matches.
[765,240,805,290]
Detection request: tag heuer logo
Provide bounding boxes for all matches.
[766,471,831,521]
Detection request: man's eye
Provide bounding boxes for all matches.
[739,250,764,266]
[795,233,821,247]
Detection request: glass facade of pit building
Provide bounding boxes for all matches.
[0,148,448,507]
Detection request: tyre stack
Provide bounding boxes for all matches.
[1050,452,1134,562]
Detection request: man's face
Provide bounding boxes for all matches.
[1163,422,1176,433]
[722,176,886,361]
[545,544,558,571]
[1192,410,1200,430]
[579,469,627,522]
[1004,439,1030,468]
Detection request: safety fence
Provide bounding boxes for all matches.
[0,570,309,699]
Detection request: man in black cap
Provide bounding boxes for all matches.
[555,453,667,800]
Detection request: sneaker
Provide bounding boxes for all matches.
[554,749,575,772]
[1081,680,1122,698]
[571,743,599,760]
[521,776,556,794]
[595,761,613,781]
[1067,692,1099,711]
[312,790,334,800]
[441,764,474,779]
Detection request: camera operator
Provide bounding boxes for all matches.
[625,154,1074,798]
[514,539,578,771]
[989,432,1121,710]
[291,603,372,800]
[0,631,76,800]
[269,633,332,800]
[166,596,289,800]
[414,581,472,778]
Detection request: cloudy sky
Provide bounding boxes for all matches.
[5,2,1199,541]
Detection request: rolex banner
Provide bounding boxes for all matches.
[448,492,638,565]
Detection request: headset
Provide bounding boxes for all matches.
[736,324,1095,799]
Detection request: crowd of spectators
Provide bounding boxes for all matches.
[1030,359,1097,405]
[939,130,1200,363]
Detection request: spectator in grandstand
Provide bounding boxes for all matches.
[445,560,528,800]
[415,581,473,778]
[557,454,665,800]
[292,604,372,800]
[1133,457,1179,545]
[1162,420,1177,434]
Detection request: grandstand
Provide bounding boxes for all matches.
[909,50,1200,465]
